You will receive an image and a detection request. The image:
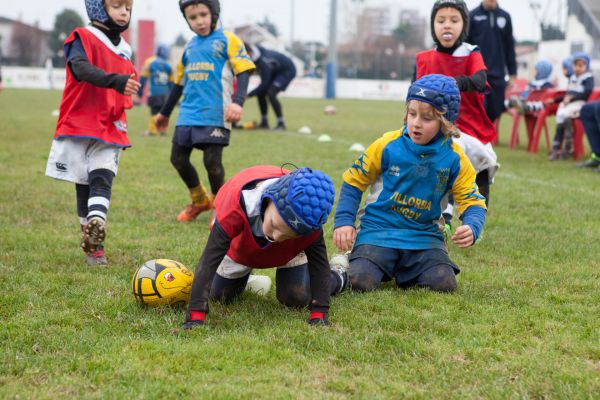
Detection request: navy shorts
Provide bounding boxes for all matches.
[349,244,459,286]
[147,94,167,115]
[173,125,230,149]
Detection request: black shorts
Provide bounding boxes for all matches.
[173,125,231,149]
[349,244,459,286]
[147,94,168,115]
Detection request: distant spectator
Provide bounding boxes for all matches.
[468,0,517,123]
[507,59,554,114]
[562,56,574,79]
[548,52,594,160]
[577,100,600,171]
[246,44,297,131]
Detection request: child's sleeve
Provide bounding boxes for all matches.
[137,57,153,96]
[455,50,487,92]
[334,132,394,228]
[303,232,331,314]
[65,34,130,92]
[450,144,487,242]
[224,32,256,75]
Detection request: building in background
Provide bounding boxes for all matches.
[0,16,51,67]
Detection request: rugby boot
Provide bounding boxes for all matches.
[86,245,108,266]
[81,217,106,254]
[177,195,214,222]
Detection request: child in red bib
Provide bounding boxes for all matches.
[45,0,140,266]
[415,0,498,228]
[183,166,348,330]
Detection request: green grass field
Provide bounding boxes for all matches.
[1,89,599,399]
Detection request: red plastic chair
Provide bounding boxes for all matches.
[572,89,600,160]
[528,89,566,154]
[495,78,529,146]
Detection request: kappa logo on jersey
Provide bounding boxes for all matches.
[388,165,400,177]
[210,128,226,138]
[55,162,67,172]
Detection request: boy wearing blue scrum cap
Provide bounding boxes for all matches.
[183,166,348,330]
[333,74,486,293]
[549,52,595,160]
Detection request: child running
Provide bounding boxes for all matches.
[155,0,255,222]
[183,165,347,330]
[333,74,487,293]
[45,0,140,266]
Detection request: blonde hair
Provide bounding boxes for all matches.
[105,0,133,8]
[405,100,460,138]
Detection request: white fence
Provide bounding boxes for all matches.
[2,66,411,101]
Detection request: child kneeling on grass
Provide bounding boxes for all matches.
[183,165,348,330]
[333,74,487,293]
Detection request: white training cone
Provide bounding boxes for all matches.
[349,143,366,152]
[245,275,271,296]
[317,134,332,142]
[51,110,60,117]
[298,126,312,135]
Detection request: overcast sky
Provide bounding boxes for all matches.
[2,0,556,45]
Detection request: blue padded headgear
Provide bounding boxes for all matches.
[261,168,335,235]
[406,74,461,123]
[562,57,574,77]
[85,0,110,23]
[534,59,553,80]
[572,51,591,72]
[156,44,170,60]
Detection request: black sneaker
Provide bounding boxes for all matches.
[182,320,205,330]
[257,121,269,129]
[576,158,600,168]
[274,123,286,131]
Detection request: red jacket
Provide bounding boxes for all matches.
[54,27,136,147]
[416,48,496,144]
[215,165,320,268]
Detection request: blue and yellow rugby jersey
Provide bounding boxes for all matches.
[140,56,173,96]
[174,29,255,129]
[336,127,486,250]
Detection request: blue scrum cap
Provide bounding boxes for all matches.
[85,0,110,23]
[262,168,335,235]
[406,74,461,123]
[572,51,590,71]
[535,59,553,80]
